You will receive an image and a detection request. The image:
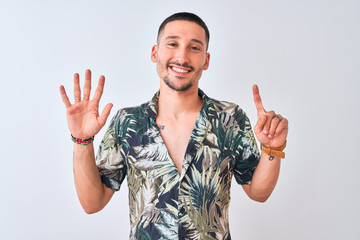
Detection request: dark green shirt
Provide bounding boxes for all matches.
[96,89,260,240]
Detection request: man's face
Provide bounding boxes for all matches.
[151,20,210,92]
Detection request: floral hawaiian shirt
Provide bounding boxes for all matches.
[96,89,260,240]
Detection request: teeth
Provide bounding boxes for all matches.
[172,66,189,73]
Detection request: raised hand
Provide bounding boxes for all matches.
[253,84,288,148]
[59,69,113,140]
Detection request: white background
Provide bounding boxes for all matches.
[1,0,359,239]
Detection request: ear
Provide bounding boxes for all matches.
[203,52,210,70]
[151,45,158,63]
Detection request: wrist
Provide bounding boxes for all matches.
[71,134,95,145]
[261,140,287,159]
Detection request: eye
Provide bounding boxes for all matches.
[190,46,201,51]
[167,42,177,47]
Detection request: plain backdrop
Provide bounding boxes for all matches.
[1,0,359,239]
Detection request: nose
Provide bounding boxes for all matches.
[174,46,190,65]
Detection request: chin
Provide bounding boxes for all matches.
[163,76,194,92]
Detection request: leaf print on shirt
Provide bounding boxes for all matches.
[96,90,260,239]
[180,165,224,239]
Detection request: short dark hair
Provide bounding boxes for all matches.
[157,12,210,50]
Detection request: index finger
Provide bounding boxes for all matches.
[252,84,265,112]
[93,75,105,102]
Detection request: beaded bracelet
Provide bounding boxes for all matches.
[71,135,94,145]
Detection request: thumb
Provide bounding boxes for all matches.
[254,113,266,134]
[98,103,113,127]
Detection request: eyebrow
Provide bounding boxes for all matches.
[165,36,204,46]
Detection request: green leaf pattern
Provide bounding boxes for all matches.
[96,90,260,239]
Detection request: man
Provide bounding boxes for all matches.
[60,12,288,240]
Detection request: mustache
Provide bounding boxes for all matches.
[166,61,194,71]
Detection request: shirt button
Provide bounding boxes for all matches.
[180,207,185,214]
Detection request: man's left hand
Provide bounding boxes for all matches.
[252,84,288,148]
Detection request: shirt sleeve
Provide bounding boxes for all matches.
[96,109,127,191]
[232,107,260,185]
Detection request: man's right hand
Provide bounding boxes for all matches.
[59,69,113,139]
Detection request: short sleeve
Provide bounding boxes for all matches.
[232,107,260,185]
[96,110,127,191]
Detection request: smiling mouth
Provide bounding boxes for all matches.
[170,66,191,73]
[167,62,194,74]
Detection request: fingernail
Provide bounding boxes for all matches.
[268,134,272,138]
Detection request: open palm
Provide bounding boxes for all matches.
[59,69,113,139]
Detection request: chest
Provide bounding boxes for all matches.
[156,115,198,174]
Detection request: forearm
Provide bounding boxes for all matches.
[73,143,113,213]
[245,84,288,202]
[243,153,281,202]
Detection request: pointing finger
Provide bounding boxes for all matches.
[253,84,265,113]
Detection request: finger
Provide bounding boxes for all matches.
[262,111,275,135]
[74,73,81,102]
[253,84,265,113]
[93,75,105,102]
[254,111,266,134]
[83,69,92,101]
[275,117,289,137]
[98,103,113,127]
[59,85,72,108]
[268,115,281,138]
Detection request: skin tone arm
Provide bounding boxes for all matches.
[242,84,289,202]
[59,69,114,214]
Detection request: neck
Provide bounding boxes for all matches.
[158,85,203,119]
